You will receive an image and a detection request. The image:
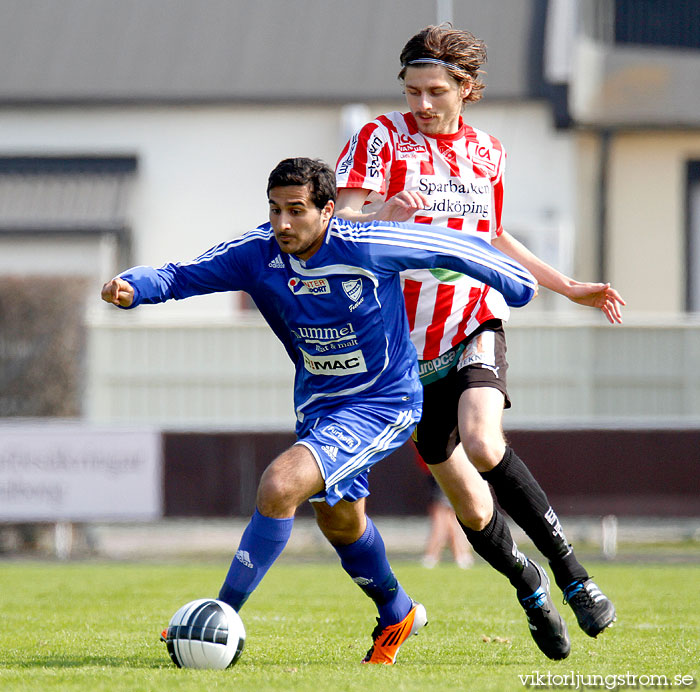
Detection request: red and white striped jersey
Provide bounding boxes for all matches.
[336,111,510,361]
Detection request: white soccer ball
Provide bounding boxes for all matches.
[163,598,246,669]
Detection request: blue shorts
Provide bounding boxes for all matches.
[296,400,422,507]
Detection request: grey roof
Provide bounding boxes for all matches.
[0,0,538,104]
[0,157,136,233]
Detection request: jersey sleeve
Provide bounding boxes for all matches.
[335,120,392,195]
[117,239,252,308]
[359,220,536,307]
[484,137,506,238]
[491,136,506,238]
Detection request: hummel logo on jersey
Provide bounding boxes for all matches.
[235,549,253,569]
[268,255,285,269]
[321,444,338,461]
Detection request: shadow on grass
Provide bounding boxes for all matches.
[13,655,168,669]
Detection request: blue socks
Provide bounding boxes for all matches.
[334,517,412,627]
[218,510,411,628]
[218,509,294,611]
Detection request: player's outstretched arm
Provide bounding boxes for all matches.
[336,189,429,223]
[565,281,626,324]
[493,231,626,324]
[101,278,134,308]
[373,191,429,222]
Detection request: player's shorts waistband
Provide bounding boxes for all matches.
[417,319,504,386]
[418,342,466,385]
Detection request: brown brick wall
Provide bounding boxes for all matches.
[163,429,700,518]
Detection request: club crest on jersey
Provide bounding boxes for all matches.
[288,277,330,295]
[466,142,501,175]
[395,133,429,160]
[342,279,362,304]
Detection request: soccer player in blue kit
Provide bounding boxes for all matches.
[101,157,536,664]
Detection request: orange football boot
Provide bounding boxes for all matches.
[362,601,427,664]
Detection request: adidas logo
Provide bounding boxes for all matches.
[585,583,605,602]
[268,254,285,269]
[352,576,374,587]
[321,444,338,461]
[235,549,254,569]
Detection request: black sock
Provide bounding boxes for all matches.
[482,447,589,590]
[552,550,590,592]
[460,508,540,598]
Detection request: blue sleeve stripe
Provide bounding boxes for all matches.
[380,236,537,288]
[372,231,534,283]
[330,226,536,289]
[361,226,528,280]
[333,223,522,272]
[184,228,273,265]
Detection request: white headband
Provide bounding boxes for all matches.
[404,58,464,72]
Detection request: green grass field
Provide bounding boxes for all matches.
[0,558,697,692]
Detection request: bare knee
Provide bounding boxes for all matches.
[256,469,297,517]
[429,449,494,531]
[256,445,324,518]
[461,435,505,473]
[316,514,361,545]
[458,388,507,471]
[453,500,492,532]
[314,501,366,546]
[437,472,493,531]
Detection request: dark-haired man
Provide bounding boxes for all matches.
[102,157,536,664]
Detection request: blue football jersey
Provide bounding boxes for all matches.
[119,217,535,423]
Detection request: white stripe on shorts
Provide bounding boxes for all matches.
[323,409,417,488]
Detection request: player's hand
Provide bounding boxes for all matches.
[567,281,626,324]
[374,191,429,222]
[101,278,134,307]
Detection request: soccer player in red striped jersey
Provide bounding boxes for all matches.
[336,24,624,657]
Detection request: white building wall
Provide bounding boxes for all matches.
[608,131,700,314]
[0,101,577,317]
[86,319,700,429]
[4,102,699,427]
